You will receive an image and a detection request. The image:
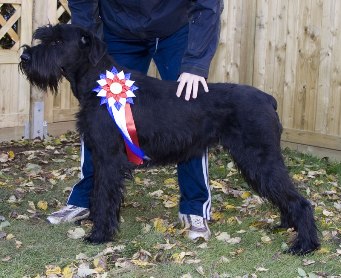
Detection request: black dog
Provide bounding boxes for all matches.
[19,24,319,255]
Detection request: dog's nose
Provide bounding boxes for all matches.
[20,53,31,62]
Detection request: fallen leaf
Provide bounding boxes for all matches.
[62,266,74,278]
[261,236,272,243]
[317,247,329,254]
[6,234,15,240]
[1,256,11,262]
[163,199,177,208]
[334,202,341,211]
[115,258,134,269]
[212,212,223,221]
[15,240,22,248]
[153,218,167,233]
[8,151,15,160]
[171,252,195,264]
[211,180,224,189]
[45,265,62,276]
[303,259,315,266]
[196,266,205,276]
[142,223,151,234]
[0,153,9,162]
[197,242,208,249]
[131,259,155,267]
[256,267,269,272]
[28,201,36,211]
[93,256,107,272]
[297,267,307,277]
[77,263,97,277]
[154,242,176,250]
[164,178,176,185]
[24,163,42,176]
[216,232,231,242]
[241,191,251,199]
[134,176,143,185]
[226,237,241,244]
[37,200,48,211]
[149,190,164,198]
[322,209,334,217]
[67,227,86,239]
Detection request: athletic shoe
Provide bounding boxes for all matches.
[47,205,90,224]
[178,213,211,241]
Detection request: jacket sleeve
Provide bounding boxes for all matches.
[68,0,103,38]
[180,0,223,78]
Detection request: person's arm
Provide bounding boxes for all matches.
[176,0,223,100]
[68,0,103,38]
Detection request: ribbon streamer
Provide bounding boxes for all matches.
[93,66,146,165]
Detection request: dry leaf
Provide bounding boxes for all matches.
[154,242,176,250]
[149,190,164,198]
[171,252,195,264]
[131,259,155,267]
[226,237,241,244]
[261,236,272,243]
[77,263,97,277]
[241,191,251,199]
[62,266,74,278]
[45,265,62,276]
[163,199,177,208]
[1,256,11,262]
[15,240,22,248]
[37,200,48,211]
[256,267,269,272]
[211,180,224,189]
[212,212,223,221]
[303,259,315,266]
[164,178,176,185]
[153,218,167,233]
[216,232,231,242]
[67,227,86,239]
[6,233,15,240]
[196,266,205,276]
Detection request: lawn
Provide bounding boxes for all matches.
[0,132,340,278]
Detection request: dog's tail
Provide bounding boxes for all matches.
[266,94,283,134]
[267,94,278,111]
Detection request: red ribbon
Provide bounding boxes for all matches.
[125,104,143,165]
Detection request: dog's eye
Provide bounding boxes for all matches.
[51,40,62,46]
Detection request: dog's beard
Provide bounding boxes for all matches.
[19,45,63,93]
[19,62,62,92]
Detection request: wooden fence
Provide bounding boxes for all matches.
[0,0,340,159]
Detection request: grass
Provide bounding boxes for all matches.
[0,133,341,278]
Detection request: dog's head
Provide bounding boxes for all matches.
[19,24,107,92]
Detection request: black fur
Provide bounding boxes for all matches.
[19,24,320,255]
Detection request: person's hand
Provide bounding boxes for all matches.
[176,72,209,101]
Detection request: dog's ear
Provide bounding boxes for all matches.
[79,33,107,66]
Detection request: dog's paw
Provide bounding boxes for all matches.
[84,231,112,244]
[286,240,320,255]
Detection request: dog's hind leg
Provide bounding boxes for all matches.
[222,134,320,255]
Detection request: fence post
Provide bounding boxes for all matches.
[30,0,57,138]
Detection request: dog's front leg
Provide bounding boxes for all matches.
[84,149,127,244]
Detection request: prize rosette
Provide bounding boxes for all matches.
[93,66,145,165]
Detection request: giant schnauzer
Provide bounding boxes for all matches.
[19,24,319,255]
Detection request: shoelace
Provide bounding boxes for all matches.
[190,215,205,227]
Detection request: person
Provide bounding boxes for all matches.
[47,0,222,241]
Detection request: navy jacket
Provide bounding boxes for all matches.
[68,0,222,78]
